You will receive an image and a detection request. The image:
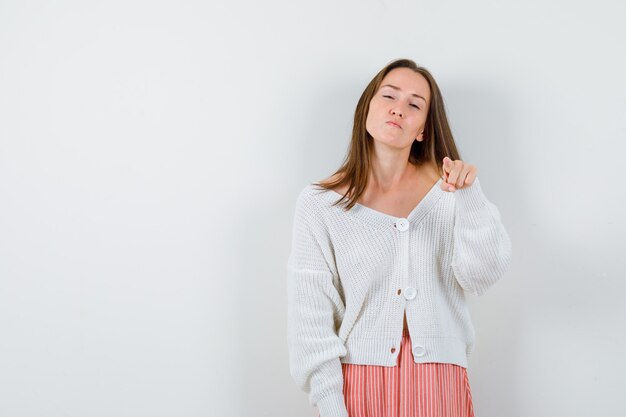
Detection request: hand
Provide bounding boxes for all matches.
[440,156,477,192]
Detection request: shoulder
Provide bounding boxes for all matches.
[293,182,328,219]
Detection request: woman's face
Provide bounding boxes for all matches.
[365,67,431,149]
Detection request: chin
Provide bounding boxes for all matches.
[374,136,411,149]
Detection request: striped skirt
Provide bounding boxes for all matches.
[320,325,475,417]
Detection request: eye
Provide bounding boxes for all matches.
[382,95,394,99]
[410,104,421,109]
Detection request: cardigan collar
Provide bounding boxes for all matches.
[312,177,446,231]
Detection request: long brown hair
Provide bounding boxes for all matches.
[313,58,461,211]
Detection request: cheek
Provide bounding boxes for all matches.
[412,115,427,130]
[365,107,377,132]
[365,114,374,135]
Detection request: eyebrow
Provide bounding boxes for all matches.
[380,84,427,103]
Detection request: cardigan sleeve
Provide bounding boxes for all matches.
[286,187,349,417]
[450,177,513,296]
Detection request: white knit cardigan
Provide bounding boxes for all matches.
[286,177,512,417]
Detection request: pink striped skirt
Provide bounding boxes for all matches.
[320,325,475,417]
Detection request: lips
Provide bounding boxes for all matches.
[386,121,401,128]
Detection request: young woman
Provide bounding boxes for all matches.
[287,58,512,417]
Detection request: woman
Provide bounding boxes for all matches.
[286,58,512,417]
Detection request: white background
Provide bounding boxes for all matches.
[1,1,624,416]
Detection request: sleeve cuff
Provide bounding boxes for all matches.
[454,177,489,213]
[316,390,348,417]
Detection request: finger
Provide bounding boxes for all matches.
[464,167,477,186]
[456,165,472,189]
[440,180,455,192]
[441,157,457,191]
[442,157,453,180]
[447,160,462,188]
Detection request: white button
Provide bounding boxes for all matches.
[413,345,426,357]
[403,287,417,300]
[395,218,409,231]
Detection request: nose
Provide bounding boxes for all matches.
[390,108,404,118]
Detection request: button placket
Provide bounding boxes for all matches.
[393,217,412,358]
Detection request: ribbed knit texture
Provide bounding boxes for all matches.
[286,177,512,417]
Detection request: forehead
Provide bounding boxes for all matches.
[379,67,430,102]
